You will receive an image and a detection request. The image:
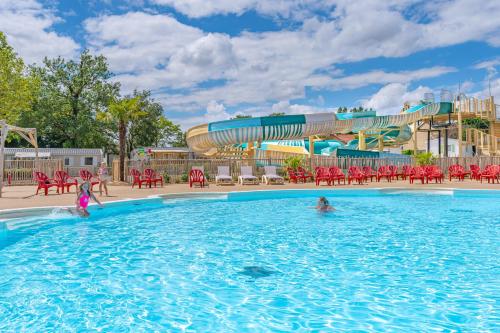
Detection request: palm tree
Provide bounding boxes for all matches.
[100,96,144,181]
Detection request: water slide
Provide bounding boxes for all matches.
[186,102,452,155]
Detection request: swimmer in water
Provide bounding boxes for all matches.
[316,196,335,212]
[76,181,103,217]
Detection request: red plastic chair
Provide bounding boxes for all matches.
[480,165,499,183]
[297,166,314,182]
[448,164,469,181]
[287,167,306,183]
[401,165,412,180]
[315,167,331,186]
[377,165,392,182]
[34,171,59,196]
[470,164,482,180]
[348,166,365,185]
[54,170,78,193]
[362,166,377,182]
[409,167,426,184]
[425,165,444,184]
[79,169,99,190]
[328,166,346,185]
[189,169,205,188]
[388,165,403,180]
[144,168,163,187]
[130,168,149,188]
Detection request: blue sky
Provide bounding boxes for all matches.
[1,0,500,128]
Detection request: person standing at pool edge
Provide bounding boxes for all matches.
[76,181,103,217]
[316,197,335,212]
[98,162,110,196]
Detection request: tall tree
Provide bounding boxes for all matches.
[100,96,143,181]
[0,32,39,124]
[19,50,119,149]
[127,90,184,150]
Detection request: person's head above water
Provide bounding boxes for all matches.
[318,196,329,206]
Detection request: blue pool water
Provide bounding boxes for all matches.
[0,190,499,332]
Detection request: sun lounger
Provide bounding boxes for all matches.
[238,166,259,185]
[216,166,234,185]
[262,166,284,185]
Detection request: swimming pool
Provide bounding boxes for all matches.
[0,189,498,332]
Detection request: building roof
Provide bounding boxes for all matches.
[132,147,191,153]
[150,147,191,153]
[4,148,103,156]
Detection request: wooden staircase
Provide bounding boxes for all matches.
[455,96,500,156]
[465,128,500,156]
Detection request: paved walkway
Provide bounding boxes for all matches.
[1,180,498,211]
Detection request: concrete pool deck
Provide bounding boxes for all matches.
[0,180,498,211]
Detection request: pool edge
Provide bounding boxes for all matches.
[1,187,498,220]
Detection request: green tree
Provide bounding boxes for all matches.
[100,96,144,181]
[170,131,187,147]
[127,90,185,150]
[462,117,489,131]
[19,50,119,149]
[231,114,252,119]
[0,32,39,124]
[350,106,366,113]
[337,107,348,113]
[268,112,286,117]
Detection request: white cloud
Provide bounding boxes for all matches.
[0,0,79,64]
[271,100,337,115]
[2,0,498,131]
[83,0,500,118]
[85,12,203,73]
[205,100,230,122]
[363,83,432,115]
[472,78,500,103]
[151,0,335,19]
[474,57,500,80]
[327,66,456,90]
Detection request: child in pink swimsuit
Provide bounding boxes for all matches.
[76,181,103,217]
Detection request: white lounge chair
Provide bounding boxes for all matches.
[238,166,259,185]
[262,166,284,185]
[216,166,234,185]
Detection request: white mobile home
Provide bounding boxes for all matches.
[4,148,104,170]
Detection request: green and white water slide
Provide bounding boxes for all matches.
[186,102,453,155]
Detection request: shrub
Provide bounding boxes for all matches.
[180,173,189,183]
[402,149,414,156]
[284,156,305,170]
[162,171,170,184]
[415,152,435,166]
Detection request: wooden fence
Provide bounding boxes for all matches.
[3,156,499,186]
[3,159,63,185]
[112,155,500,184]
